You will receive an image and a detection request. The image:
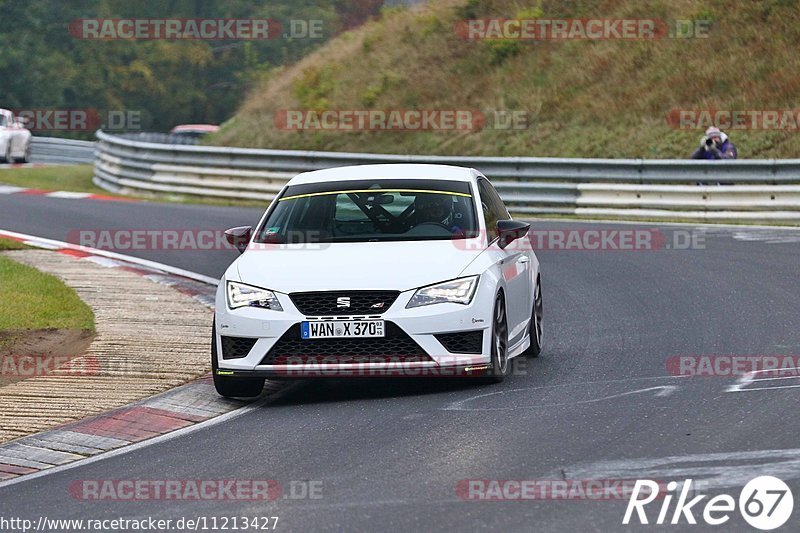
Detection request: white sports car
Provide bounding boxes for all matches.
[0,109,31,163]
[212,164,542,397]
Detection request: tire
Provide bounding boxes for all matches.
[522,276,543,358]
[486,293,509,383]
[211,320,265,398]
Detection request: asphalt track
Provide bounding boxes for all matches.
[1,193,800,531]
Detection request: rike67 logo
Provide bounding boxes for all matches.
[624,476,793,530]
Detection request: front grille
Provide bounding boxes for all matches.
[289,291,399,316]
[221,336,258,360]
[435,330,484,354]
[259,322,430,365]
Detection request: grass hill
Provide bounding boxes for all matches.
[213,0,800,159]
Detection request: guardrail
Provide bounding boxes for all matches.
[114,132,202,145]
[94,130,800,223]
[31,136,95,164]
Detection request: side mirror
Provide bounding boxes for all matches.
[224,226,252,254]
[496,220,530,249]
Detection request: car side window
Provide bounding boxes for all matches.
[483,178,510,220]
[478,179,503,242]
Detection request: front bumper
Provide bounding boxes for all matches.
[214,280,496,378]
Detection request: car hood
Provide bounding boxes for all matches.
[234,239,483,293]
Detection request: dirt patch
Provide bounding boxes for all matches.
[0,329,95,387]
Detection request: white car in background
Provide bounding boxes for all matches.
[0,109,32,163]
[212,164,543,398]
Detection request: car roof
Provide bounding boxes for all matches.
[287,164,478,186]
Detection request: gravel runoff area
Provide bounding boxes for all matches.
[0,249,214,443]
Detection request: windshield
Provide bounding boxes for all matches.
[255,179,478,243]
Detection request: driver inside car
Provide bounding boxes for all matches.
[414,194,453,226]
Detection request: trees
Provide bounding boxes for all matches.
[0,0,375,137]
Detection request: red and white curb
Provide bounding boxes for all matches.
[0,381,288,488]
[0,229,284,484]
[0,183,138,202]
[0,378,259,480]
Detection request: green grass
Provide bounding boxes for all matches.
[214,0,800,159]
[0,238,31,251]
[0,165,269,208]
[0,255,95,331]
[0,165,107,194]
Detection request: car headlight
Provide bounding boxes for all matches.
[406,276,479,308]
[226,281,283,311]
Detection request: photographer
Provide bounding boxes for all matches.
[691,126,738,159]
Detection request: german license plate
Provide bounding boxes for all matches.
[301,320,385,339]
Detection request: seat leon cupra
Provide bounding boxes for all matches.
[212,164,542,397]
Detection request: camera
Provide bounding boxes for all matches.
[705,137,714,146]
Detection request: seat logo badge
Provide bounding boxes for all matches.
[371,302,385,309]
[337,297,351,308]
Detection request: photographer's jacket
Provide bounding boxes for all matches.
[691,133,738,159]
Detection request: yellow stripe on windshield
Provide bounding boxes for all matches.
[279,189,472,201]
